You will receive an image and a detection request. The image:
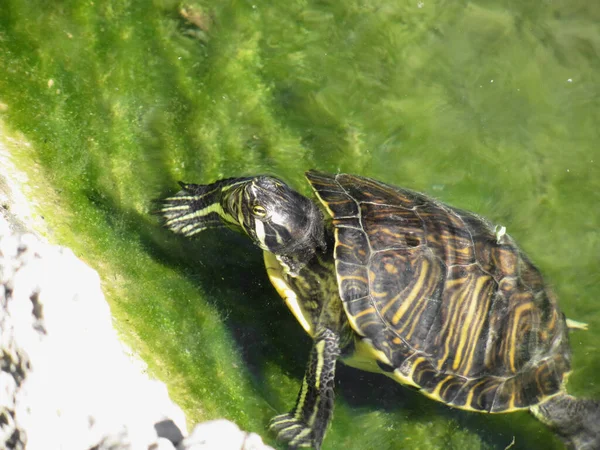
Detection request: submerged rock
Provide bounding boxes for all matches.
[0,223,272,450]
[179,420,274,450]
[0,227,188,450]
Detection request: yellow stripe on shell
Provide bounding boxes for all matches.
[459,277,493,375]
[508,302,533,373]
[436,271,472,371]
[337,274,369,283]
[429,374,455,399]
[391,259,430,325]
[351,306,376,320]
[399,261,441,339]
[343,302,368,338]
[379,290,403,316]
[464,379,488,410]
[402,291,433,341]
[507,385,516,411]
[452,274,491,372]
[407,356,427,378]
[309,181,337,219]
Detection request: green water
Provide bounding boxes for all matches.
[1,1,599,449]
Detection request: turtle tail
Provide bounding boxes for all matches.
[532,393,600,450]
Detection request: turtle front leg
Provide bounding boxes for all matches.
[270,328,340,449]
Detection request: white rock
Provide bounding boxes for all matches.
[0,231,188,450]
[178,420,274,450]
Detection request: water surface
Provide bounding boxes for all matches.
[0,1,598,449]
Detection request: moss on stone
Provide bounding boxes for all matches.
[1,1,599,448]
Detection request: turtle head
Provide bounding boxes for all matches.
[160,176,326,269]
[229,176,326,255]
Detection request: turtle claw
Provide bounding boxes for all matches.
[269,413,318,449]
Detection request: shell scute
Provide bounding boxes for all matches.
[418,203,477,267]
[336,173,428,209]
[334,227,370,266]
[336,259,370,303]
[361,202,426,251]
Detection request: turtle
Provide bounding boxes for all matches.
[158,170,599,450]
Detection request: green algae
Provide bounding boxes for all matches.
[1,1,599,449]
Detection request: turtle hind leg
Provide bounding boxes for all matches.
[269,328,340,450]
[531,393,600,450]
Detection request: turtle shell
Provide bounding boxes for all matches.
[305,170,571,413]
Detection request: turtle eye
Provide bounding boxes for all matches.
[252,205,267,217]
